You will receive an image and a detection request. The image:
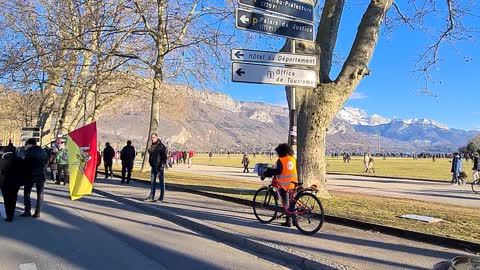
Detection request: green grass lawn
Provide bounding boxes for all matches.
[112,166,480,244]
[192,154,468,182]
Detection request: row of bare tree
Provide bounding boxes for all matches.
[0,0,235,171]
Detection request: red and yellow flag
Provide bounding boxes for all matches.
[67,122,98,200]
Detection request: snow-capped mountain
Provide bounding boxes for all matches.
[337,107,448,130]
[337,107,391,126]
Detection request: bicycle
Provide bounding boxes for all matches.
[252,174,325,235]
[472,179,480,195]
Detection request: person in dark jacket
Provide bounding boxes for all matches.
[472,153,480,182]
[103,142,115,179]
[144,133,167,202]
[120,140,136,184]
[22,138,48,218]
[1,147,27,222]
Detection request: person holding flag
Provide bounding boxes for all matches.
[67,122,98,200]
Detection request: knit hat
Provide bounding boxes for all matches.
[25,138,37,146]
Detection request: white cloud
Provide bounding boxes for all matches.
[473,112,480,115]
[349,92,368,100]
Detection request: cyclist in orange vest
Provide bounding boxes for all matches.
[262,143,298,227]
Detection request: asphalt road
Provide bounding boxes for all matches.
[170,164,480,208]
[0,184,291,270]
[95,179,471,270]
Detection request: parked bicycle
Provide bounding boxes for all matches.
[252,170,325,235]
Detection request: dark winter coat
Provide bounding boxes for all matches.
[148,141,167,168]
[473,156,480,171]
[121,145,136,165]
[0,152,28,188]
[103,146,115,162]
[25,145,48,179]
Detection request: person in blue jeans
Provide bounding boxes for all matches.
[144,133,167,202]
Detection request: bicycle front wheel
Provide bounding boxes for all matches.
[472,180,480,195]
[252,187,278,223]
[293,192,325,235]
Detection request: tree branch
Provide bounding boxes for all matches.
[337,0,393,84]
[316,0,345,83]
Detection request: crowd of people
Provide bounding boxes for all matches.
[0,133,198,222]
[0,139,48,222]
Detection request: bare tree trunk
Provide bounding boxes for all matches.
[141,70,163,172]
[295,0,392,196]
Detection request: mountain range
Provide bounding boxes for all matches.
[96,86,479,153]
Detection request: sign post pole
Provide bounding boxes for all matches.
[288,40,297,149]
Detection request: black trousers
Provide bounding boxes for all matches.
[121,162,133,183]
[1,184,20,219]
[24,178,45,214]
[104,161,113,178]
[57,164,69,184]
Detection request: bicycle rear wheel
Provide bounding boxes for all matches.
[472,180,480,195]
[293,192,324,235]
[252,187,278,223]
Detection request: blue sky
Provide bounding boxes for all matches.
[220,4,480,131]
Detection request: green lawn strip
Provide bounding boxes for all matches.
[114,167,480,243]
[191,155,467,182]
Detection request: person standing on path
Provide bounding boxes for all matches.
[56,144,69,185]
[363,153,372,173]
[241,154,250,173]
[187,150,194,168]
[472,153,480,182]
[49,147,58,183]
[103,142,115,179]
[0,145,26,222]
[120,140,136,184]
[451,152,463,185]
[144,133,167,202]
[22,138,48,218]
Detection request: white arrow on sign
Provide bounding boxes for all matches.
[240,15,249,24]
[231,49,317,67]
[232,62,317,88]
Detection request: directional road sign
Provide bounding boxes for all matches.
[21,127,40,143]
[238,0,314,22]
[235,9,314,41]
[232,62,317,87]
[231,49,317,67]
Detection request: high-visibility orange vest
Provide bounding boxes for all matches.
[276,156,298,190]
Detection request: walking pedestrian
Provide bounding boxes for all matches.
[103,142,115,179]
[0,145,26,222]
[363,153,372,173]
[451,152,463,185]
[95,149,101,179]
[187,150,194,168]
[120,140,136,184]
[241,154,250,173]
[49,147,58,183]
[472,153,480,181]
[22,138,48,218]
[56,144,69,185]
[144,133,167,202]
[182,150,187,164]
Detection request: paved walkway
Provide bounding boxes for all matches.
[169,164,480,208]
[95,178,472,270]
[0,184,290,270]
